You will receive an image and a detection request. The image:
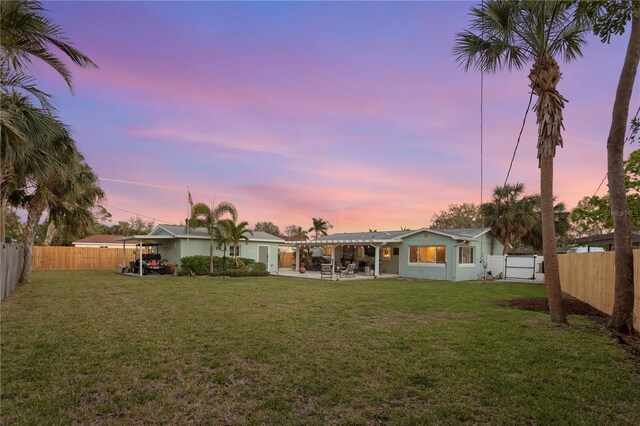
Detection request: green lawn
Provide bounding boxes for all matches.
[2,272,639,425]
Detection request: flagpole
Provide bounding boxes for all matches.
[187,186,191,257]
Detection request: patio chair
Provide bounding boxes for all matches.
[340,263,356,278]
[320,264,332,279]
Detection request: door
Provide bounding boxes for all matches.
[258,245,269,269]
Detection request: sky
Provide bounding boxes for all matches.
[32,1,639,233]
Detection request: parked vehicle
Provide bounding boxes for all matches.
[130,253,174,275]
[566,246,605,254]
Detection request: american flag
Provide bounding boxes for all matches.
[188,190,193,210]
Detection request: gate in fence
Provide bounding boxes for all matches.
[504,255,538,280]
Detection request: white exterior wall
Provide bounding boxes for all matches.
[177,238,279,272]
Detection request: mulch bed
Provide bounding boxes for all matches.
[494,296,609,318]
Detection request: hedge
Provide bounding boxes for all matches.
[179,255,268,276]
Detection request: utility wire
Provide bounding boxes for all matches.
[102,203,173,224]
[591,106,640,197]
[503,86,536,188]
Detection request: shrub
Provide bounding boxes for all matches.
[209,269,270,277]
[180,255,210,275]
[180,255,268,276]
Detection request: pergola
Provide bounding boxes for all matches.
[119,235,175,276]
[287,237,402,278]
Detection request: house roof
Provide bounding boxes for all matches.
[568,232,640,245]
[313,230,414,242]
[289,227,493,245]
[430,228,492,239]
[73,234,140,245]
[150,224,285,243]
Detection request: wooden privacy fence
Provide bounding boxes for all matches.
[558,250,640,331]
[1,243,24,299]
[32,246,138,271]
[279,251,294,268]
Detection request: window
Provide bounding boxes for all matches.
[381,247,391,259]
[409,246,446,264]
[458,246,475,265]
[322,246,332,256]
[229,245,240,257]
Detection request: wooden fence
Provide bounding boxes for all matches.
[32,246,138,271]
[1,243,24,299]
[558,250,640,331]
[279,251,294,268]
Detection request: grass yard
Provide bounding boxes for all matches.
[2,271,639,425]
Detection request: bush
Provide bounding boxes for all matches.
[180,255,210,275]
[209,269,270,277]
[180,255,268,276]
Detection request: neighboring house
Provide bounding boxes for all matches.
[567,232,640,251]
[120,224,284,273]
[73,234,140,248]
[289,227,503,282]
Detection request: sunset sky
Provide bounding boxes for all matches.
[34,1,638,233]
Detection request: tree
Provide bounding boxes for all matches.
[1,0,97,241]
[480,183,539,255]
[521,199,571,254]
[569,149,640,239]
[4,206,23,242]
[308,217,332,239]
[592,0,640,332]
[283,225,309,241]
[0,0,97,92]
[0,92,69,242]
[253,221,282,238]
[430,203,483,229]
[455,0,593,323]
[93,216,154,236]
[16,137,103,283]
[189,201,237,273]
[570,196,614,237]
[218,219,253,267]
[41,161,104,246]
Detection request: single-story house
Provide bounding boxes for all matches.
[73,234,140,248]
[120,224,284,273]
[567,232,640,251]
[288,227,503,281]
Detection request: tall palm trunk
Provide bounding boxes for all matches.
[43,221,57,246]
[0,193,6,243]
[608,3,640,333]
[540,155,565,323]
[209,235,214,274]
[19,200,45,284]
[530,53,567,324]
[502,238,510,255]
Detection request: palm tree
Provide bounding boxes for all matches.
[308,217,332,239]
[42,160,104,246]
[455,1,593,323]
[218,219,253,267]
[1,0,97,241]
[0,0,97,91]
[189,201,237,273]
[1,92,70,242]
[16,136,99,283]
[481,183,538,255]
[520,199,571,255]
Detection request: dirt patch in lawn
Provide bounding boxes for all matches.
[493,296,608,318]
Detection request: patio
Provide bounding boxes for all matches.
[276,268,399,280]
